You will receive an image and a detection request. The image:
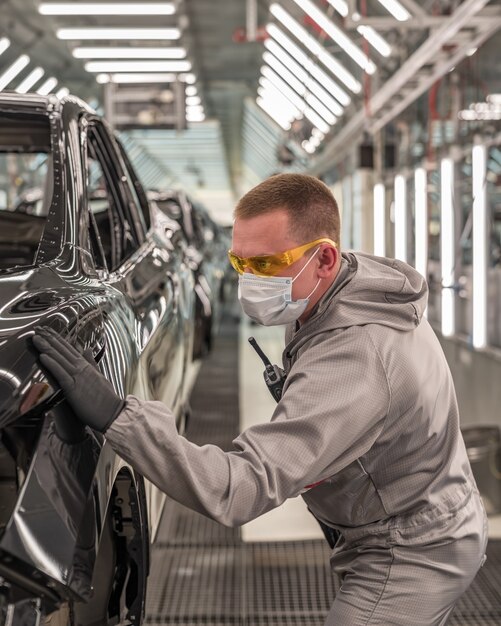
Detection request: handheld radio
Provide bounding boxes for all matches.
[248,337,287,403]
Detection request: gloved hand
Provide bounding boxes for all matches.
[32,327,125,433]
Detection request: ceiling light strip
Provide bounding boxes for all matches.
[263,55,336,125]
[15,67,45,93]
[326,0,349,17]
[356,26,392,57]
[39,3,176,15]
[286,0,377,73]
[256,97,292,131]
[303,106,330,135]
[376,0,411,21]
[304,93,336,126]
[0,55,30,91]
[260,70,331,135]
[57,28,180,40]
[260,68,308,116]
[266,25,351,105]
[262,52,304,98]
[0,38,10,56]
[264,41,343,116]
[37,76,58,95]
[326,0,392,56]
[268,10,361,93]
[73,47,186,59]
[98,73,177,83]
[258,82,301,119]
[85,60,191,73]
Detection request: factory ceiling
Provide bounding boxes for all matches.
[1,0,501,219]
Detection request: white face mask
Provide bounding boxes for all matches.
[238,248,321,326]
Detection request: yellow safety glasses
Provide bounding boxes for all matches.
[228,237,337,277]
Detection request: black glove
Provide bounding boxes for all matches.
[32,327,125,433]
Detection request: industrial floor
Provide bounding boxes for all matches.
[145,314,501,625]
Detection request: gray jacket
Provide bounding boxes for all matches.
[107,252,483,544]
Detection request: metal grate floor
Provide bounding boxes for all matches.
[145,315,501,625]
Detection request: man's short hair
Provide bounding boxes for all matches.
[234,173,340,246]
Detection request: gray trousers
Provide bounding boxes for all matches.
[326,494,488,625]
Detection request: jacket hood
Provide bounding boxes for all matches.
[288,252,428,352]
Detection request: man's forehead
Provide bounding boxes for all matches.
[231,209,297,256]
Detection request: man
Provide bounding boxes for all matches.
[33,173,487,625]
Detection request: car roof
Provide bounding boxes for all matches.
[0,91,95,116]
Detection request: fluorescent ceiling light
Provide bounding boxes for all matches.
[376,0,411,21]
[262,54,336,125]
[258,91,297,124]
[257,96,292,131]
[57,28,180,40]
[356,25,392,57]
[100,73,177,83]
[286,0,377,74]
[186,95,201,106]
[308,0,392,57]
[302,141,315,154]
[472,144,487,349]
[440,158,455,337]
[185,85,197,97]
[258,85,300,122]
[186,111,205,123]
[373,183,386,257]
[326,0,348,18]
[266,25,351,105]
[37,77,58,95]
[268,9,361,93]
[56,87,70,98]
[260,67,330,134]
[394,175,407,262]
[264,44,343,117]
[303,106,330,135]
[15,67,45,93]
[0,38,10,57]
[181,73,196,84]
[305,92,336,126]
[0,55,30,91]
[40,3,175,15]
[261,67,305,114]
[263,52,304,100]
[186,104,204,114]
[414,168,428,280]
[73,47,186,59]
[85,61,191,73]
[258,79,301,119]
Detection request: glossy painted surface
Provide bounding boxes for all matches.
[148,189,231,354]
[0,93,196,608]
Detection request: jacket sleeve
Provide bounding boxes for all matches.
[105,327,391,527]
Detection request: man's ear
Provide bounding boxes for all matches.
[317,246,338,278]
